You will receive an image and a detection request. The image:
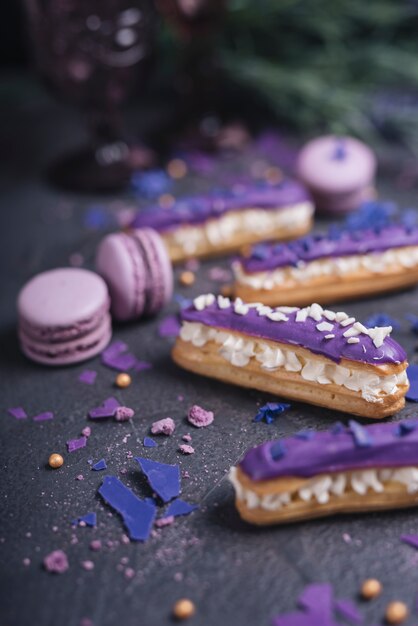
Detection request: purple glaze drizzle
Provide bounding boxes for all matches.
[180,301,406,365]
[131,180,310,232]
[239,224,418,274]
[240,419,418,481]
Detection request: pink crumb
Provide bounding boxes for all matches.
[155,516,175,528]
[178,444,195,455]
[185,258,200,271]
[89,540,102,552]
[114,406,134,422]
[81,426,91,437]
[81,560,94,571]
[43,549,69,574]
[177,395,184,401]
[187,404,214,428]
[182,434,192,442]
[121,534,130,545]
[23,558,31,566]
[124,567,135,580]
[75,474,84,481]
[174,572,183,582]
[182,471,190,479]
[151,417,175,436]
[80,619,94,626]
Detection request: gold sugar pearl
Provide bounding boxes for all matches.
[385,601,408,624]
[167,159,187,180]
[179,271,195,286]
[361,578,382,600]
[48,453,64,469]
[115,373,132,388]
[172,599,195,620]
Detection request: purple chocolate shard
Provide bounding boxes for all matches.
[406,365,418,402]
[143,437,157,448]
[334,599,363,624]
[67,436,87,453]
[331,422,345,434]
[8,407,27,419]
[135,457,181,503]
[88,397,120,419]
[348,420,372,448]
[101,341,138,371]
[72,512,97,527]
[253,402,291,424]
[164,499,198,518]
[92,459,107,471]
[98,476,156,541]
[298,583,333,615]
[400,534,418,549]
[158,315,181,338]
[272,611,311,626]
[78,370,97,385]
[33,411,54,422]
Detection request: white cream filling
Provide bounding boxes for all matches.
[234,245,418,290]
[180,321,407,402]
[229,465,418,511]
[164,202,313,254]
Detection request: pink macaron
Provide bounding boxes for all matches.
[95,227,173,321]
[18,268,112,366]
[296,135,377,213]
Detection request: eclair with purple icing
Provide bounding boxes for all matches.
[172,295,408,419]
[229,419,418,525]
[130,181,314,262]
[232,224,418,306]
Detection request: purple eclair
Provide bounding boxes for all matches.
[229,419,418,525]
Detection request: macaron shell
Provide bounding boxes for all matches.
[18,268,109,329]
[96,233,146,321]
[132,228,173,315]
[297,135,376,195]
[19,313,112,366]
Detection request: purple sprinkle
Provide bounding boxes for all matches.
[164,498,198,518]
[33,411,54,422]
[158,315,181,338]
[92,459,107,471]
[78,370,97,385]
[67,436,87,453]
[406,365,418,402]
[143,437,157,448]
[88,397,120,419]
[98,476,156,541]
[349,420,372,448]
[8,407,27,419]
[114,406,134,422]
[43,549,69,574]
[178,444,195,455]
[135,457,181,503]
[72,512,97,528]
[401,534,418,549]
[334,599,363,624]
[101,341,138,371]
[187,405,214,428]
[151,417,175,436]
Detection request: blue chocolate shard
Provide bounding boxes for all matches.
[92,458,107,471]
[349,420,372,448]
[294,430,315,441]
[164,499,198,518]
[135,457,180,502]
[394,421,416,437]
[72,512,97,527]
[270,441,286,461]
[98,476,156,541]
[406,364,418,402]
[143,437,157,448]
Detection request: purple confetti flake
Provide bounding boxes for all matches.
[349,420,372,448]
[8,407,27,419]
[253,402,291,424]
[92,459,107,471]
[33,412,54,422]
[72,512,97,528]
[187,405,214,428]
[334,599,363,624]
[298,583,333,614]
[164,499,198,518]
[143,437,157,448]
[151,417,175,436]
[88,397,120,419]
[135,457,181,503]
[406,365,418,402]
[67,436,87,453]
[101,341,138,371]
[43,549,69,574]
[158,315,181,338]
[400,534,418,549]
[272,611,311,626]
[78,370,97,385]
[98,476,156,541]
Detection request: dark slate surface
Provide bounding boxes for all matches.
[2,75,418,626]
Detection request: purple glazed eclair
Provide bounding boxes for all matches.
[172,294,409,419]
[96,228,173,321]
[232,223,418,306]
[130,181,314,262]
[229,419,418,525]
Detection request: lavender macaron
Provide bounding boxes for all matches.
[95,228,173,321]
[18,268,112,365]
[296,135,377,213]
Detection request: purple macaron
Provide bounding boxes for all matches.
[296,135,377,213]
[95,227,173,321]
[17,268,112,366]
